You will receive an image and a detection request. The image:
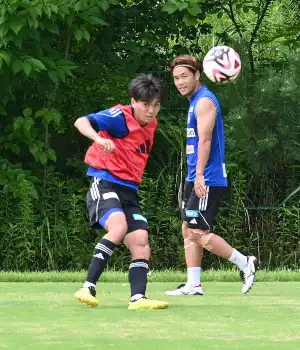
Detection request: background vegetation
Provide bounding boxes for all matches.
[0,0,299,271]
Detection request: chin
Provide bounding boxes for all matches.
[181,91,191,97]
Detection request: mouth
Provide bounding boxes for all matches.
[179,87,187,93]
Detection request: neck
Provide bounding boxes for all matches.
[187,83,202,100]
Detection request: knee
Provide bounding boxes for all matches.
[129,231,150,260]
[188,229,213,248]
[106,222,128,243]
[133,241,151,260]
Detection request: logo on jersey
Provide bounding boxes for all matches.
[136,139,151,154]
[222,163,227,178]
[107,107,122,117]
[187,128,196,138]
[187,107,194,124]
[186,145,194,154]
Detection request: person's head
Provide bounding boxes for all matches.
[129,74,164,125]
[170,55,201,98]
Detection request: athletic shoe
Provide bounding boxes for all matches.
[128,297,168,310]
[240,256,259,294]
[74,287,99,307]
[165,283,203,296]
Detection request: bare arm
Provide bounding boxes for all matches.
[74,117,100,142]
[74,117,115,153]
[194,98,216,197]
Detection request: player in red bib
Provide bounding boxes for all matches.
[74,74,168,309]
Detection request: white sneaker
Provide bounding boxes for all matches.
[241,256,259,294]
[165,283,203,296]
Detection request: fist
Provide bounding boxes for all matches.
[96,137,115,153]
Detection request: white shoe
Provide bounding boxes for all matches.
[165,283,203,296]
[241,256,259,294]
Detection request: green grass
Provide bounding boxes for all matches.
[1,282,300,349]
[1,269,300,282]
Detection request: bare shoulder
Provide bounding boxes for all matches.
[195,98,216,118]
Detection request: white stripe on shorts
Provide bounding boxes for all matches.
[198,186,209,211]
[90,177,100,201]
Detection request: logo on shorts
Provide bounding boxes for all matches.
[185,210,199,218]
[133,214,147,222]
[190,218,197,224]
[103,192,119,200]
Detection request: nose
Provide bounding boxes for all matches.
[177,79,184,87]
[147,106,155,115]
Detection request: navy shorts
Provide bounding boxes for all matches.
[86,177,149,233]
[182,181,228,231]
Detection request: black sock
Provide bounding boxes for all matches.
[128,259,149,299]
[86,238,117,285]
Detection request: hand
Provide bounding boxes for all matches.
[95,136,115,153]
[194,174,207,198]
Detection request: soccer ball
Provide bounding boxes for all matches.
[203,46,241,84]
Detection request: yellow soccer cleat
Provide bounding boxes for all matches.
[74,287,99,308]
[128,297,168,310]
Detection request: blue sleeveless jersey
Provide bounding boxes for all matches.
[186,86,227,187]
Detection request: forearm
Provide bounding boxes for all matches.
[74,117,99,142]
[196,139,211,175]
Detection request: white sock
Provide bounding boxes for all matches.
[83,281,96,289]
[187,267,201,287]
[229,249,248,270]
[130,294,144,302]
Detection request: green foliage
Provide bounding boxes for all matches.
[0,168,94,271]
[0,0,299,271]
[214,50,300,173]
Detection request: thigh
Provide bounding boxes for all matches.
[185,186,228,231]
[120,189,149,234]
[124,204,149,233]
[86,178,123,229]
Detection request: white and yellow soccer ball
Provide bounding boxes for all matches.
[203,46,241,84]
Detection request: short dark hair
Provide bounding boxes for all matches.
[128,74,165,103]
[170,55,202,74]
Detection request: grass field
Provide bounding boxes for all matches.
[1,280,300,349]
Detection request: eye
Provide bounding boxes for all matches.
[143,102,149,107]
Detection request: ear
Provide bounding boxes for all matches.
[131,97,136,106]
[195,70,200,80]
